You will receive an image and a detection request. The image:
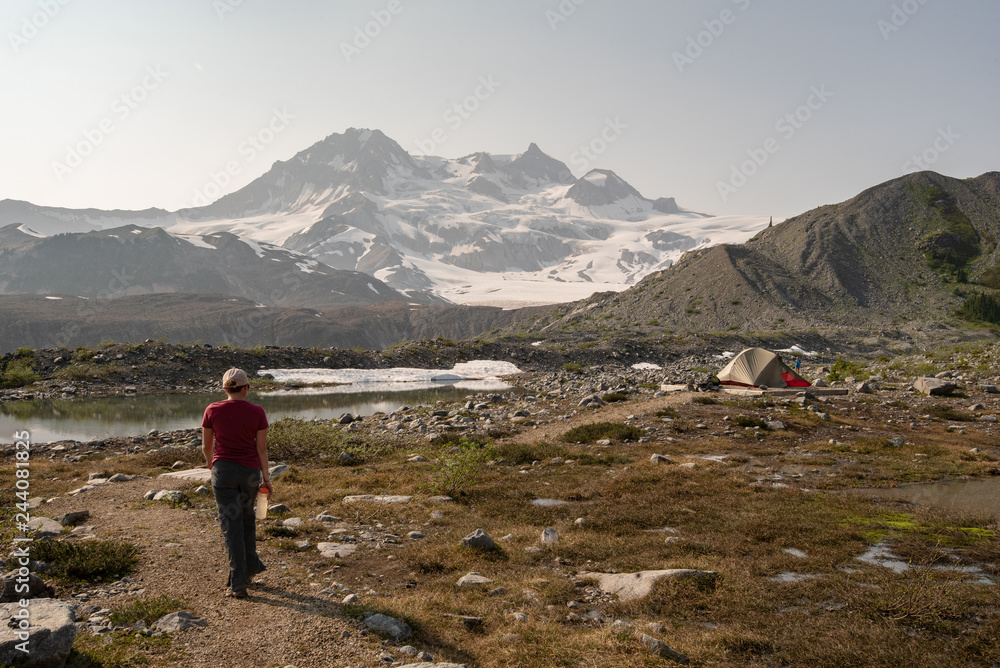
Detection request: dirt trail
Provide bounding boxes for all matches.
[40,479,384,668]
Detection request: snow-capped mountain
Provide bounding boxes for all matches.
[0,128,770,306]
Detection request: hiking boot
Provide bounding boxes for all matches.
[225,589,248,599]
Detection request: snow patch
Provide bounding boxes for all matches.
[631,362,661,370]
[44,296,62,300]
[367,282,379,295]
[259,360,522,387]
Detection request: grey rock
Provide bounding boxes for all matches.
[194,485,211,495]
[581,569,716,602]
[342,494,411,505]
[152,491,185,503]
[26,518,62,537]
[914,376,957,396]
[342,593,359,604]
[541,528,559,545]
[282,518,303,528]
[650,454,672,464]
[1,572,52,602]
[888,437,905,446]
[766,421,786,430]
[398,664,467,668]
[407,531,425,540]
[0,599,77,668]
[336,451,355,465]
[456,572,493,587]
[640,633,689,664]
[316,543,357,559]
[268,464,293,481]
[143,490,157,501]
[107,473,134,483]
[153,611,207,632]
[56,511,90,527]
[460,529,495,550]
[362,612,412,640]
[268,504,291,514]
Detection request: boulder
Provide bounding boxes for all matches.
[914,376,957,396]
[0,599,76,668]
[541,528,559,545]
[362,612,412,640]
[1,572,52,603]
[269,464,293,481]
[152,611,207,632]
[581,569,717,602]
[26,518,62,537]
[650,454,672,464]
[460,529,495,550]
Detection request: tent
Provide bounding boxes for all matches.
[716,348,811,388]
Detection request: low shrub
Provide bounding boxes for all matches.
[109,596,184,627]
[562,362,584,373]
[733,416,769,429]
[560,422,643,443]
[926,404,974,422]
[29,540,139,581]
[601,392,629,403]
[427,436,495,497]
[267,418,345,461]
[692,396,718,405]
[0,359,40,388]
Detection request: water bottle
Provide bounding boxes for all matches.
[254,487,270,520]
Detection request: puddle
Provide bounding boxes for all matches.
[857,477,1000,519]
[856,542,996,584]
[530,499,570,507]
[782,548,808,559]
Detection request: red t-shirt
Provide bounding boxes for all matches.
[201,399,269,469]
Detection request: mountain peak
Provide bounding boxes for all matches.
[508,143,574,185]
[565,169,645,207]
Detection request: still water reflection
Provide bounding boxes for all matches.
[0,381,512,444]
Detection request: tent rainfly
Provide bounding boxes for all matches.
[716,348,811,388]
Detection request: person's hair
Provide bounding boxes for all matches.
[224,381,248,392]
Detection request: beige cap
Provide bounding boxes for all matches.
[222,368,249,390]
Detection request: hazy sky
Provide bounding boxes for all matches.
[3,0,998,218]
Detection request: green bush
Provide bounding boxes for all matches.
[13,346,33,358]
[734,416,769,429]
[109,596,184,627]
[427,436,495,496]
[562,362,584,374]
[827,357,870,382]
[602,392,629,403]
[692,396,718,405]
[29,540,139,581]
[267,418,345,461]
[0,359,40,389]
[560,422,643,444]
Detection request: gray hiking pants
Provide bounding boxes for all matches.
[211,460,265,592]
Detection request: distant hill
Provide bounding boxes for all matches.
[0,293,543,352]
[524,171,1000,334]
[0,224,435,308]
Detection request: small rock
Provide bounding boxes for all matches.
[640,633,689,664]
[766,421,786,430]
[362,612,412,640]
[56,510,90,527]
[407,531,425,540]
[342,593,359,604]
[152,491,185,503]
[541,528,559,545]
[152,611,207,632]
[650,454,672,464]
[460,529,495,551]
[269,504,292,514]
[282,518,303,528]
[574,517,586,527]
[456,572,493,587]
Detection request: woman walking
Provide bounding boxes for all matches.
[202,368,272,598]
